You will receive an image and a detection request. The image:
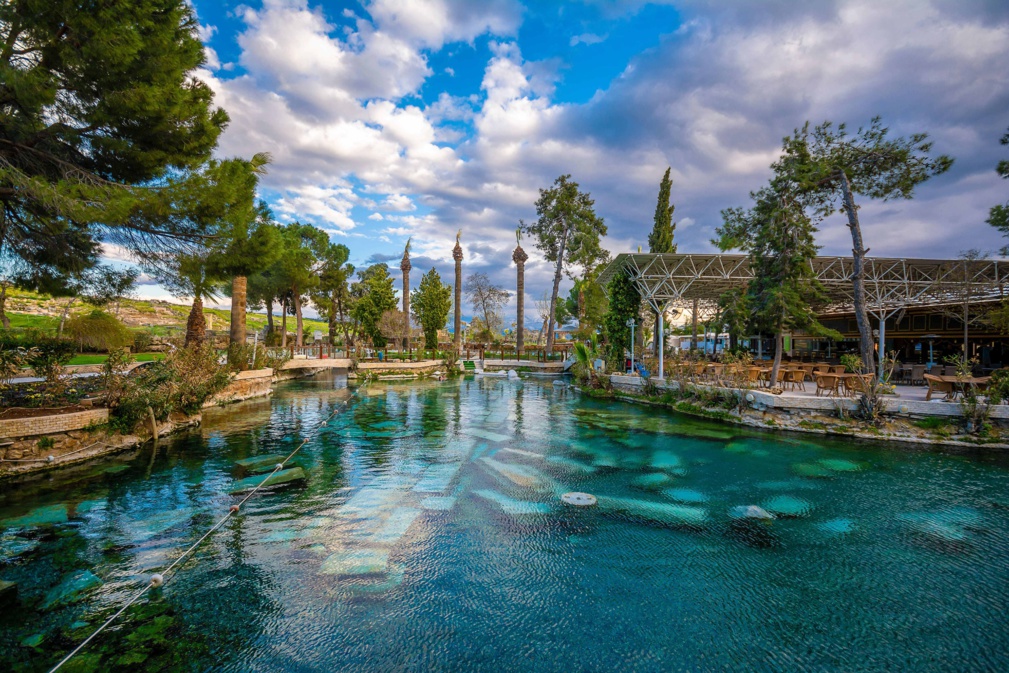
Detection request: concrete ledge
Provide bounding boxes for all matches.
[608,374,1009,419]
[280,358,352,370]
[357,360,444,371]
[482,359,565,371]
[0,408,109,440]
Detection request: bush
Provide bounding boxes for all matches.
[132,330,154,353]
[110,345,232,432]
[66,310,133,352]
[0,345,36,390]
[840,354,863,373]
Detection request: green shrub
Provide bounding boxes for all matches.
[110,346,231,432]
[132,330,154,353]
[66,310,133,352]
[840,354,863,373]
[913,416,949,430]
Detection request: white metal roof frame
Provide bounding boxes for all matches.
[597,253,1009,319]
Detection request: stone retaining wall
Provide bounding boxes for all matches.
[608,374,1009,448]
[0,408,108,440]
[357,360,445,377]
[481,359,565,372]
[205,368,274,407]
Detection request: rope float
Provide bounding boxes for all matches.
[47,394,356,673]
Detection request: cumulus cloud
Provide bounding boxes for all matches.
[194,0,1009,317]
[570,32,607,46]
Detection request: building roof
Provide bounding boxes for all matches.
[598,253,1009,318]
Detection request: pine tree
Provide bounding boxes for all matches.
[522,175,607,355]
[778,117,952,373]
[716,180,839,386]
[0,0,227,278]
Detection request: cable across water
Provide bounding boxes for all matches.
[47,392,357,673]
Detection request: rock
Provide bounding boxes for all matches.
[818,459,862,472]
[662,488,709,504]
[545,456,597,473]
[2,504,68,529]
[630,473,674,491]
[21,632,45,648]
[473,489,551,515]
[763,495,813,518]
[0,579,17,606]
[478,458,553,491]
[229,467,306,493]
[793,463,833,479]
[41,569,103,610]
[596,496,707,527]
[234,453,289,474]
[320,549,390,576]
[730,505,774,520]
[649,450,682,471]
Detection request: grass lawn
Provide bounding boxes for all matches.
[68,352,165,365]
[5,313,59,331]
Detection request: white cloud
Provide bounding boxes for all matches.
[570,32,607,46]
[191,0,1009,312]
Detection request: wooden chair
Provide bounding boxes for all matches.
[783,369,806,392]
[814,374,839,397]
[909,364,926,386]
[799,364,816,381]
[924,374,954,401]
[843,373,874,397]
[830,365,847,375]
[813,364,831,374]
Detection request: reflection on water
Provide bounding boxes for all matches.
[2,372,1009,672]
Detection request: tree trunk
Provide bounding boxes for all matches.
[839,172,875,374]
[230,275,247,347]
[293,287,303,347]
[185,296,206,347]
[265,297,274,336]
[769,329,783,387]
[329,295,338,341]
[690,298,698,351]
[281,297,288,348]
[58,297,76,338]
[546,224,569,356]
[0,282,9,330]
[337,294,350,351]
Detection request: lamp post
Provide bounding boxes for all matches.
[626,317,637,375]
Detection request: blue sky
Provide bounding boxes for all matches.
[125,0,1009,321]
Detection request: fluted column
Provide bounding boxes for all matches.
[400,241,411,353]
[453,233,463,354]
[512,244,527,355]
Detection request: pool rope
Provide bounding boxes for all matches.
[47,392,357,673]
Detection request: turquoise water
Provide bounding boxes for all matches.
[2,374,1009,671]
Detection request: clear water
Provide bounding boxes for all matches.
[2,375,1009,672]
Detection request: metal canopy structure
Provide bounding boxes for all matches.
[598,253,1009,314]
[598,253,1009,377]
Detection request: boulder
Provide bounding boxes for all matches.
[41,569,102,610]
[729,505,774,520]
[0,579,17,606]
[229,467,306,494]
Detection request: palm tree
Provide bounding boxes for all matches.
[453,231,463,354]
[512,228,528,357]
[400,238,411,353]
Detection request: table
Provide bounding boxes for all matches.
[925,375,991,401]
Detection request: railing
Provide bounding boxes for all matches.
[265,344,346,360]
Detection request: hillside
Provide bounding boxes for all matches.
[2,288,331,336]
